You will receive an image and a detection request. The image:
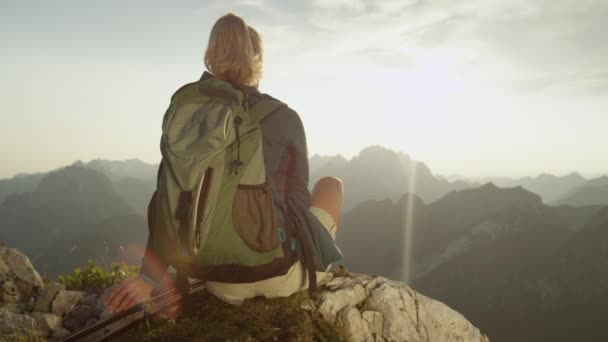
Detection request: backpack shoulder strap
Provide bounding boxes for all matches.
[248,99,287,124]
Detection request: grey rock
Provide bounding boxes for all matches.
[80,293,99,307]
[318,283,366,322]
[317,273,490,342]
[338,306,373,342]
[1,276,23,304]
[362,310,384,337]
[71,304,97,322]
[62,316,83,332]
[52,290,85,317]
[0,246,43,304]
[85,317,98,327]
[32,312,61,337]
[0,307,41,335]
[34,282,66,312]
[95,285,118,313]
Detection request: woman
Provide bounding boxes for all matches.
[106,13,344,312]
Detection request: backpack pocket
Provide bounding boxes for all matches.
[232,181,280,253]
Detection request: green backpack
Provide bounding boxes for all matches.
[147,77,298,284]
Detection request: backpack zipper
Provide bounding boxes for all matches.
[232,116,244,174]
[194,167,213,251]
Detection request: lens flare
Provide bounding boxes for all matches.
[402,160,417,283]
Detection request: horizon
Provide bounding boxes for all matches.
[3,149,605,181]
[2,0,608,179]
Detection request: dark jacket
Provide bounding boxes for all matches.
[140,72,342,285]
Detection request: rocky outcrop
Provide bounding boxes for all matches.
[0,243,490,341]
[1,244,44,305]
[314,273,490,342]
[0,244,111,340]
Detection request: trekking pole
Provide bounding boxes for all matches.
[97,280,206,342]
[61,279,204,342]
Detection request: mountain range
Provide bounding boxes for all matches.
[337,180,606,342]
[0,164,148,277]
[309,146,473,210]
[1,146,607,341]
[555,175,608,206]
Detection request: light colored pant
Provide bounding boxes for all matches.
[206,206,337,305]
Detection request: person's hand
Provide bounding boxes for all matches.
[105,275,155,313]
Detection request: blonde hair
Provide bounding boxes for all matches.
[204,13,263,87]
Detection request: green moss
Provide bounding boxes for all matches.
[119,290,348,342]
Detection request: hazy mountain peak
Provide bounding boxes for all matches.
[36,164,115,197]
[536,173,557,181]
[438,182,543,208]
[584,175,608,187]
[83,158,158,182]
[564,172,585,181]
[355,145,410,161]
[480,182,498,189]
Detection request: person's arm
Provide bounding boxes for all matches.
[279,109,343,275]
[277,109,325,290]
[106,161,172,313]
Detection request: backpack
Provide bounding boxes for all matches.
[147,77,299,284]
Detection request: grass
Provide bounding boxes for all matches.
[118,289,348,342]
[3,330,47,342]
[54,261,349,341]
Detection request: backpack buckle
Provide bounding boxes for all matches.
[232,159,244,174]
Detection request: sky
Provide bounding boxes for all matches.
[1,0,607,179]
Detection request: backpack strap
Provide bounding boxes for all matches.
[248,99,286,123]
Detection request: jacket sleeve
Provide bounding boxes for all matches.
[281,109,342,273]
[139,160,170,286]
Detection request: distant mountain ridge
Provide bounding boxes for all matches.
[4,148,606,211]
[1,159,159,216]
[310,145,473,210]
[477,172,587,203]
[0,164,148,276]
[1,147,475,213]
[556,176,608,206]
[1,147,606,341]
[338,182,572,281]
[337,178,606,342]
[412,205,608,342]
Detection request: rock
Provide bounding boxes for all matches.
[299,299,316,311]
[318,283,367,321]
[52,290,85,317]
[62,316,83,332]
[0,307,41,335]
[51,326,72,340]
[338,306,372,342]
[32,312,62,336]
[34,282,66,312]
[80,293,99,307]
[85,317,98,327]
[316,273,490,342]
[362,310,384,337]
[0,244,490,342]
[71,304,97,322]
[95,284,118,316]
[0,277,22,303]
[0,245,44,303]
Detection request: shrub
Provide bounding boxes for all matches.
[57,259,139,293]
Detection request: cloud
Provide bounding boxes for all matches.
[396,0,608,95]
[213,0,608,96]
